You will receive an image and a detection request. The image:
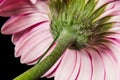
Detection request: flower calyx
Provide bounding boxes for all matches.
[50,0,114,50]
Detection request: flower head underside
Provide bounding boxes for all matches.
[1,0,120,80]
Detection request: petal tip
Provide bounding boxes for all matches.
[30,0,37,4]
[1,27,7,34]
[0,27,11,34]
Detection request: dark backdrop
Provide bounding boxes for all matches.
[0,17,53,80]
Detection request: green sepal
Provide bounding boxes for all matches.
[89,4,107,21]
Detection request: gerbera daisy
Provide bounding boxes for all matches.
[1,0,120,80]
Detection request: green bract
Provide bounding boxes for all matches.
[50,0,113,49]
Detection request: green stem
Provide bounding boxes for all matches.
[13,30,74,80]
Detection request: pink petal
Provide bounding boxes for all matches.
[106,34,120,43]
[0,0,35,16]
[87,49,105,80]
[95,0,114,10]
[34,0,50,14]
[98,46,120,80]
[105,1,115,11]
[68,51,81,80]
[15,22,50,57]
[96,1,120,20]
[107,15,120,23]
[21,36,52,64]
[0,0,49,16]
[105,39,120,65]
[27,43,56,65]
[55,49,77,80]
[108,26,120,34]
[11,29,30,45]
[14,22,53,64]
[77,50,92,80]
[30,0,37,4]
[1,13,49,34]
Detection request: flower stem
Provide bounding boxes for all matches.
[13,30,74,80]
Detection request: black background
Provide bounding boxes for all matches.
[0,17,54,80]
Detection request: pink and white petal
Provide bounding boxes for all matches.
[106,34,120,40]
[27,44,56,65]
[96,1,120,20]
[19,34,52,64]
[87,49,105,80]
[15,22,50,57]
[0,0,49,16]
[30,0,37,4]
[95,0,114,10]
[54,49,77,80]
[11,29,30,45]
[105,38,120,65]
[0,0,35,16]
[14,22,53,64]
[34,0,50,14]
[31,0,51,14]
[20,36,53,64]
[77,50,92,80]
[98,47,120,80]
[113,1,120,11]
[105,2,115,11]
[108,25,120,34]
[68,51,81,80]
[107,15,120,23]
[1,13,49,34]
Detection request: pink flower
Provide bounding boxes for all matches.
[1,0,120,80]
